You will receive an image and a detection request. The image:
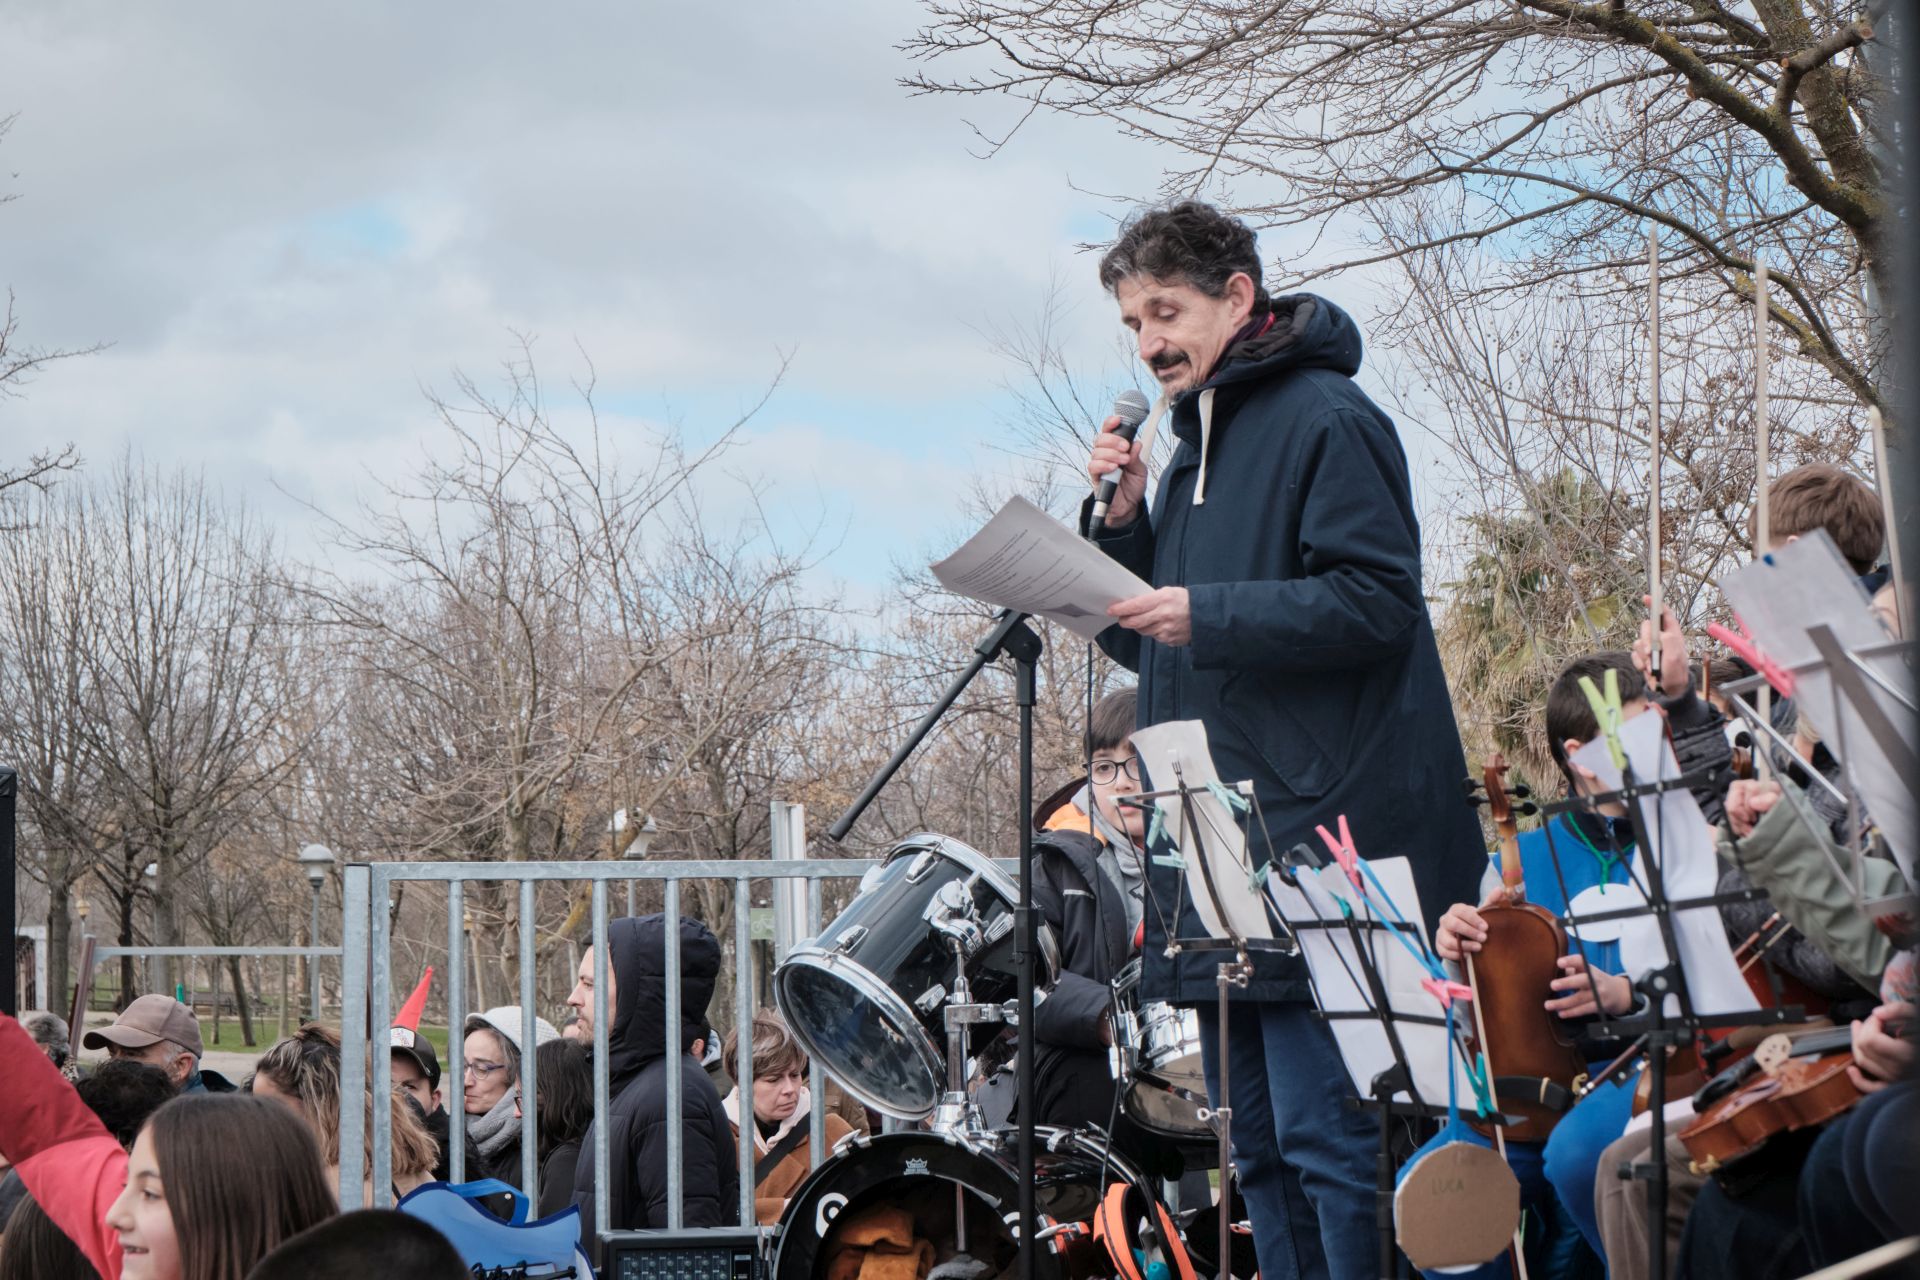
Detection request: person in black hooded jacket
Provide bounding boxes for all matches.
[1085,201,1487,1280]
[570,914,738,1249]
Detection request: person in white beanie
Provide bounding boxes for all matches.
[461,1006,559,1191]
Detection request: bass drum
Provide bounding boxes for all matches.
[775,833,1060,1119]
[773,1128,1174,1280]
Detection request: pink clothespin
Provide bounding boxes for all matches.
[1706,615,1796,698]
[1315,814,1365,895]
[1421,975,1475,1007]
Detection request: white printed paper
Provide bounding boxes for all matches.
[1718,531,1916,882]
[1571,710,1759,1015]
[1130,719,1273,942]
[1270,856,1478,1109]
[930,496,1152,643]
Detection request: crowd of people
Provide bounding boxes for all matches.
[0,199,1914,1280]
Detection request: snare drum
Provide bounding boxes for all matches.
[775,833,1060,1119]
[1110,962,1215,1145]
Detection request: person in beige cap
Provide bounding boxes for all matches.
[81,994,235,1093]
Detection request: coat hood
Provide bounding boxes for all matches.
[1203,293,1363,390]
[1173,294,1365,507]
[606,913,721,1089]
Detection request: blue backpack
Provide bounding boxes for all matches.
[397,1177,596,1278]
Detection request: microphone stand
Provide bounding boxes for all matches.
[828,606,1044,1280]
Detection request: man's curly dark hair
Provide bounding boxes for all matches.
[1098,201,1270,312]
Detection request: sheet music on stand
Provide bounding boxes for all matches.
[1269,857,1476,1110]
[1131,719,1276,943]
[1568,710,1758,1016]
[1717,529,1916,882]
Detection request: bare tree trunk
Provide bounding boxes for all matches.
[209,954,222,1045]
[226,954,255,1046]
[46,882,72,1024]
[116,887,136,1010]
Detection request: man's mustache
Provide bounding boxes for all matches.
[1148,349,1188,371]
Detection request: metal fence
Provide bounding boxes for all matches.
[336,844,883,1243]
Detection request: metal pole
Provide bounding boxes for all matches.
[372,869,394,1205]
[735,876,755,1227]
[592,881,610,1243]
[308,880,323,1022]
[808,877,825,1164]
[338,865,372,1209]
[518,879,540,1199]
[664,879,684,1229]
[1015,632,1040,1280]
[447,881,466,1183]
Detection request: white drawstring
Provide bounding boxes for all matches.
[1194,388,1216,506]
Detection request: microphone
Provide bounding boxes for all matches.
[1090,389,1152,527]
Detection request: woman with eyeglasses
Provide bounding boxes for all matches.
[459,1007,560,1192]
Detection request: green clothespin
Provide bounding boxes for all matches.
[1247,859,1272,893]
[1577,669,1627,770]
[1146,801,1168,849]
[1207,780,1250,815]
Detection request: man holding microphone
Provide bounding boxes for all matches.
[1084,200,1484,1280]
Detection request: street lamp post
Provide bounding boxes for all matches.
[608,810,657,917]
[297,844,335,1023]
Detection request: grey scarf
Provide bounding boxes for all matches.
[1073,784,1146,934]
[467,1089,521,1159]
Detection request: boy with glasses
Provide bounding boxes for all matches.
[1029,686,1174,1175]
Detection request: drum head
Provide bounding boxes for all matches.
[774,948,946,1118]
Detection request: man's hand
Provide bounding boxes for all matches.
[1724,778,1784,838]
[1088,415,1148,527]
[1435,902,1490,963]
[1546,953,1633,1019]
[1108,586,1191,646]
[1633,597,1691,698]
[1848,1001,1913,1093]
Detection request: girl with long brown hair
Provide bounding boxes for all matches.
[0,1012,335,1280]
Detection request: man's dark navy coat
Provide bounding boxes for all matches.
[1089,294,1486,1005]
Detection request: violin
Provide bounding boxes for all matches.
[1677,1027,1862,1172]
[1464,755,1590,1143]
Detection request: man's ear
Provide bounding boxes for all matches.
[1226,272,1257,324]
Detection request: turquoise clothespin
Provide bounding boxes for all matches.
[1145,801,1168,849]
[1207,780,1250,815]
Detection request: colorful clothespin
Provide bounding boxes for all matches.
[1206,780,1250,815]
[1315,814,1365,895]
[1576,668,1628,770]
[1146,801,1168,850]
[1707,615,1797,699]
[1421,975,1475,1007]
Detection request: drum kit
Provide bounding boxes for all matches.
[771,832,1230,1280]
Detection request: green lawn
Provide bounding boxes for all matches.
[192,1018,454,1055]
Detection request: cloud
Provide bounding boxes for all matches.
[0,1,1456,587]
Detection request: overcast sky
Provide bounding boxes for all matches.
[1,3,1428,597]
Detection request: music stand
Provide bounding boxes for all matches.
[1534,710,1801,1280]
[1266,840,1464,1280]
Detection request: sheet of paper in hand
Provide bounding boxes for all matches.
[930,496,1152,643]
[1718,529,1916,880]
[1571,710,1758,1015]
[1129,718,1273,942]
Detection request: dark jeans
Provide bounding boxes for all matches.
[1197,1000,1378,1280]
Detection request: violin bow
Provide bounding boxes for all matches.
[1647,229,1664,688]
[1751,259,1774,775]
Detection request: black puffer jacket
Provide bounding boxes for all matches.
[572,914,738,1243]
[1030,826,1134,1061]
